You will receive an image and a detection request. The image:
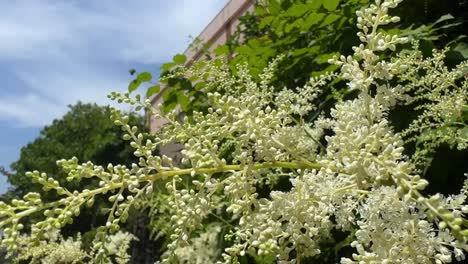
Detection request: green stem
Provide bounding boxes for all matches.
[1,161,321,228]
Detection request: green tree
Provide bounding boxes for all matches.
[8,102,143,198]
[1,102,161,263]
[2,103,154,255]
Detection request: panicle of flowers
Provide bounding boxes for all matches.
[160,174,223,263]
[320,98,412,189]
[341,186,468,264]
[395,43,468,168]
[156,55,328,168]
[170,225,222,264]
[327,0,468,261]
[329,0,408,92]
[1,0,467,263]
[0,105,158,260]
[5,229,136,264]
[10,231,87,264]
[220,168,367,263]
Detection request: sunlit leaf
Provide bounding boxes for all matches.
[146,85,161,98]
[323,0,339,11]
[137,72,152,82]
[173,54,187,64]
[128,79,141,92]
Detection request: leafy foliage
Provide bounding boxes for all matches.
[156,0,468,116]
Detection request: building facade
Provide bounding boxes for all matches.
[149,0,254,133]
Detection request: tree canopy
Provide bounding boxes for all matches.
[1,102,150,258]
[7,102,144,198]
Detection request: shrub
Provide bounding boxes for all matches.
[1,0,467,263]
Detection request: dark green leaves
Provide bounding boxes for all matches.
[453,42,468,59]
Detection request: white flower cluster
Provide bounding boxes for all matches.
[161,174,222,263]
[395,43,468,167]
[172,225,222,264]
[1,0,467,263]
[321,98,411,188]
[330,0,408,92]
[8,230,86,263]
[342,187,466,264]
[161,56,329,167]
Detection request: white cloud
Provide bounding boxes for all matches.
[0,93,64,127]
[0,0,228,63]
[0,0,228,128]
[14,67,125,106]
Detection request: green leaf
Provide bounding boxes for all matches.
[286,18,305,33]
[259,16,274,29]
[292,48,309,57]
[162,87,176,101]
[162,100,177,114]
[194,82,206,90]
[433,14,454,25]
[274,19,287,36]
[284,4,309,17]
[268,0,281,15]
[320,14,340,27]
[128,71,151,93]
[177,91,190,111]
[307,0,323,9]
[314,52,339,64]
[214,45,230,56]
[128,79,141,92]
[146,85,161,98]
[453,42,468,59]
[161,62,176,72]
[302,12,325,30]
[137,72,152,82]
[255,5,267,16]
[323,0,339,11]
[462,105,468,121]
[173,54,187,64]
[162,88,178,113]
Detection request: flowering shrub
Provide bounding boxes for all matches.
[1,0,467,263]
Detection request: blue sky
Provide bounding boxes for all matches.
[0,0,229,194]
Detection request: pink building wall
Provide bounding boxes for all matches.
[149,0,255,133]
